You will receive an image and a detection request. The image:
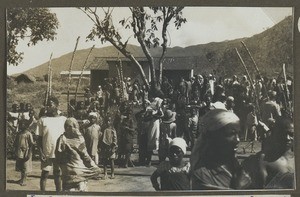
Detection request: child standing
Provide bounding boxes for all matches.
[151,138,190,190]
[82,112,102,165]
[243,104,258,153]
[120,113,135,168]
[187,108,199,149]
[100,117,118,179]
[14,119,34,186]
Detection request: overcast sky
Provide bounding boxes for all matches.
[7,7,292,75]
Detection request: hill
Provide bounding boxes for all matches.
[23,15,293,79]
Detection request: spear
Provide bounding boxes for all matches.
[241,41,269,100]
[45,53,53,106]
[75,45,95,103]
[67,36,80,116]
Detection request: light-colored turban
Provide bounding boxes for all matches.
[191,109,240,171]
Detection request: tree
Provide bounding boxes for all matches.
[80,7,186,96]
[7,8,59,66]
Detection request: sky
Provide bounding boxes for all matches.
[7,7,293,75]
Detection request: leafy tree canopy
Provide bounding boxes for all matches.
[7,8,59,66]
[81,7,186,90]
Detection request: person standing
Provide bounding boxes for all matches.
[159,110,177,162]
[135,105,149,165]
[100,117,118,179]
[36,96,67,191]
[261,91,281,126]
[55,118,102,191]
[14,119,34,186]
[119,114,135,168]
[82,112,102,165]
[144,97,164,166]
[187,108,199,149]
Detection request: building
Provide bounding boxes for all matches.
[60,71,91,79]
[87,56,199,91]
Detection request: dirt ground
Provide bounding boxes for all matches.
[6,141,261,192]
[6,153,157,192]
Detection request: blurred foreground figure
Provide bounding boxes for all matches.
[242,116,294,189]
[191,109,251,190]
[55,118,102,191]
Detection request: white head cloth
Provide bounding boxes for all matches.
[191,109,240,171]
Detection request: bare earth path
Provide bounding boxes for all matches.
[6,142,260,192]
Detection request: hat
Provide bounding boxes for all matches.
[89,112,98,118]
[169,137,187,154]
[162,110,176,123]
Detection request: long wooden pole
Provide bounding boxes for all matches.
[75,45,95,103]
[241,41,269,100]
[49,67,53,97]
[235,48,261,119]
[67,36,80,116]
[282,63,292,114]
[45,53,53,106]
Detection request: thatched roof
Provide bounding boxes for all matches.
[15,73,36,83]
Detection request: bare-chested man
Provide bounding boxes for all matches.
[242,116,294,189]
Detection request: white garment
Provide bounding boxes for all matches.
[36,116,67,158]
[8,112,19,127]
[147,118,160,151]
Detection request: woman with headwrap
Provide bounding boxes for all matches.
[191,109,251,190]
[55,118,102,191]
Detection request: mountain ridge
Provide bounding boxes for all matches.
[21,15,293,79]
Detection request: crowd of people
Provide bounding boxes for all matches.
[7,72,294,191]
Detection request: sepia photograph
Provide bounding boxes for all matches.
[5,6,295,193]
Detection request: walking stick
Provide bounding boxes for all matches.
[45,53,53,106]
[67,36,80,116]
[241,41,269,100]
[75,45,95,103]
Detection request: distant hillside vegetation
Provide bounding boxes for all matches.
[23,15,293,79]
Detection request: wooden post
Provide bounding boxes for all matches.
[75,45,95,103]
[236,48,261,120]
[241,41,269,100]
[282,63,292,114]
[45,53,53,106]
[67,36,80,116]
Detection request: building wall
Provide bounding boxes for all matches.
[107,61,149,84]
